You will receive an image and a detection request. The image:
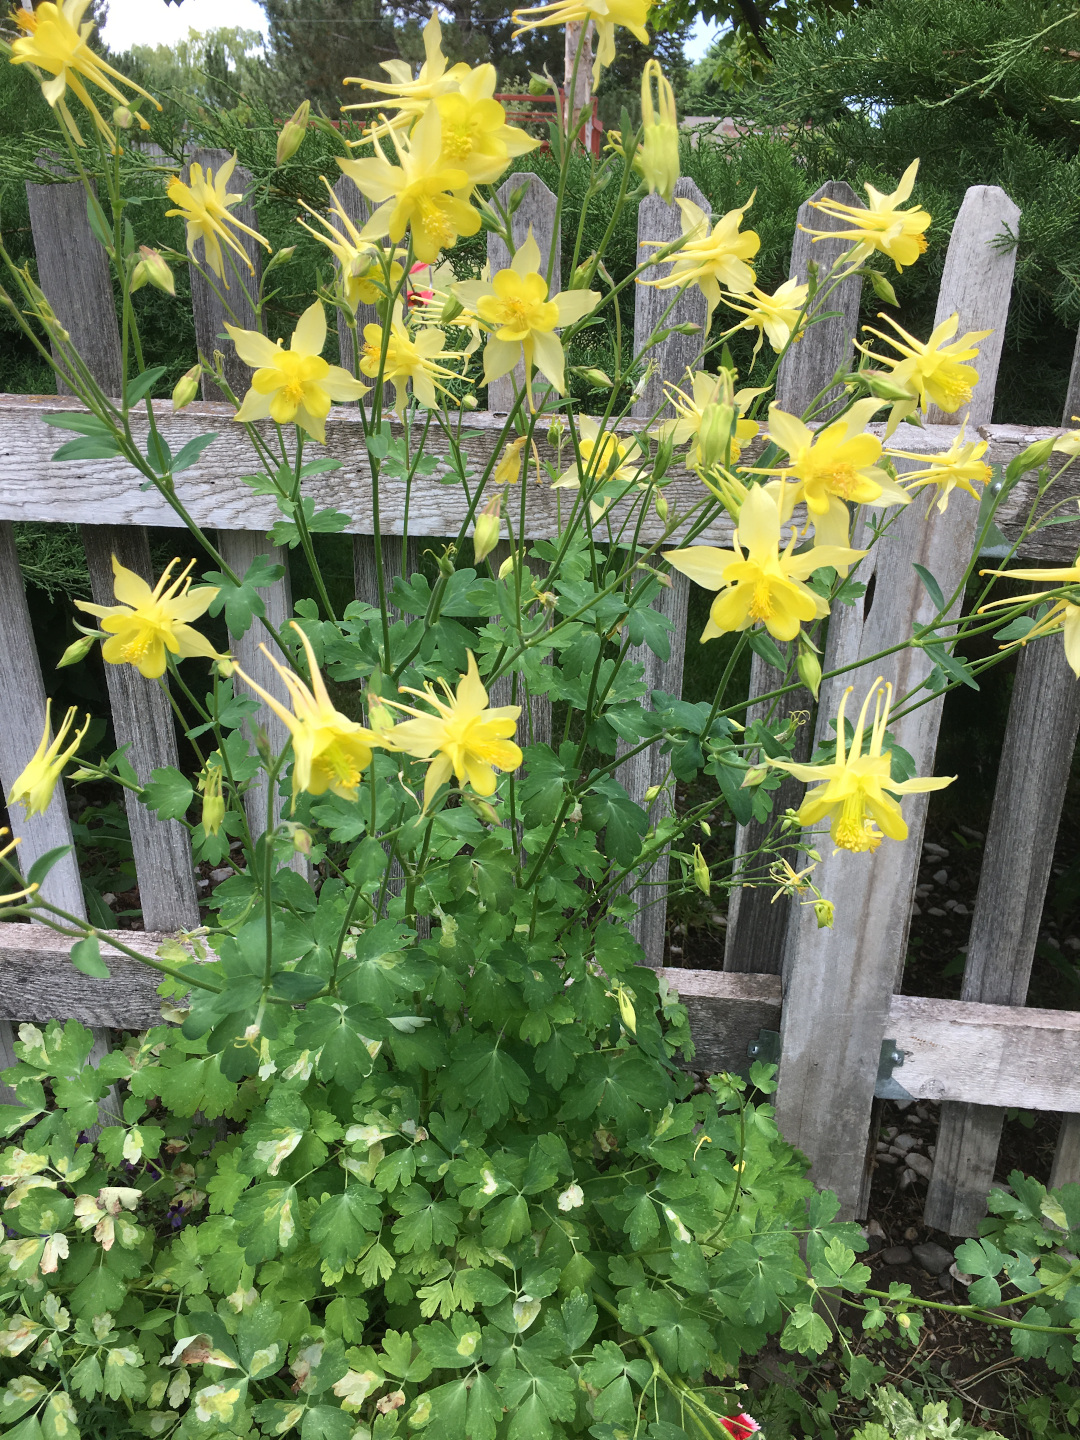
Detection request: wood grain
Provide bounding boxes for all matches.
[632,179,709,422]
[185,150,263,402]
[925,635,1080,1233]
[775,181,865,417]
[775,185,1022,1220]
[1050,1114,1080,1192]
[659,967,782,1072]
[487,174,559,413]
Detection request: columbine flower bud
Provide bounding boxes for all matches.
[276,100,310,166]
[547,417,566,447]
[579,367,611,389]
[172,365,201,410]
[1010,438,1056,475]
[813,898,835,929]
[654,491,669,524]
[741,765,768,788]
[472,495,502,564]
[692,844,710,897]
[697,403,735,471]
[859,369,914,403]
[671,322,703,336]
[796,633,822,700]
[497,549,522,580]
[198,763,225,837]
[460,394,478,410]
[56,633,97,669]
[493,435,527,486]
[130,246,175,297]
[643,784,661,803]
[639,59,680,204]
[113,105,133,130]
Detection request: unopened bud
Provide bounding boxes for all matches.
[570,254,597,290]
[113,105,133,130]
[497,549,522,580]
[199,762,225,837]
[697,403,734,471]
[439,294,464,325]
[464,794,501,825]
[813,898,835,929]
[579,367,611,389]
[671,322,703,336]
[56,633,97,669]
[692,843,710,897]
[472,495,502,564]
[172,364,201,410]
[547,417,566,447]
[859,369,913,403]
[614,984,637,1035]
[276,100,310,166]
[643,784,661,803]
[131,245,175,297]
[280,822,312,855]
[459,394,478,410]
[265,245,298,273]
[1008,438,1056,479]
[741,765,768,788]
[700,821,711,837]
[527,74,549,96]
[796,637,822,700]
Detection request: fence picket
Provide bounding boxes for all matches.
[331,176,376,378]
[725,181,866,973]
[774,185,1021,1218]
[487,174,559,413]
[925,636,1080,1232]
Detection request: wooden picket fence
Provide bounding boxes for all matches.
[2,151,1080,1237]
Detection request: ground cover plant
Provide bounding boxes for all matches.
[3,3,1080,1437]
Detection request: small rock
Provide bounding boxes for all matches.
[927,906,947,917]
[197,879,210,891]
[894,1098,914,1111]
[900,1167,919,1188]
[714,915,728,928]
[906,1153,934,1179]
[948,879,961,892]
[102,892,116,905]
[882,1126,898,1140]
[949,1262,974,1286]
[959,825,983,841]
[928,1145,936,1159]
[932,868,948,885]
[892,1134,918,1153]
[880,1245,912,1265]
[915,1103,932,1120]
[915,884,933,898]
[913,1242,954,1275]
[903,1226,920,1242]
[709,913,725,926]
[924,842,949,858]
[953,903,969,916]
[865,1219,886,1239]
[876,1152,899,1166]
[1045,936,1061,950]
[1064,937,1080,952]
[209,867,231,884]
[910,902,922,917]
[669,945,683,956]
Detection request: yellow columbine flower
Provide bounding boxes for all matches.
[860,312,990,432]
[360,305,461,411]
[297,182,404,313]
[664,484,865,643]
[802,159,932,273]
[237,623,388,802]
[435,64,539,185]
[384,652,522,811]
[342,11,468,140]
[1054,419,1080,457]
[551,416,644,519]
[226,301,369,444]
[654,369,761,471]
[493,435,528,485]
[640,59,679,205]
[512,0,653,85]
[642,196,759,326]
[980,552,1080,677]
[756,398,911,549]
[8,702,90,819]
[888,418,992,513]
[454,231,600,396]
[338,105,481,265]
[722,278,809,357]
[166,154,271,284]
[75,557,220,680]
[769,679,954,852]
[10,1,160,148]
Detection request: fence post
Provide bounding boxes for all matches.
[725,182,866,974]
[774,185,1021,1219]
[924,636,1080,1232]
[25,167,201,935]
[487,174,559,413]
[617,178,708,965]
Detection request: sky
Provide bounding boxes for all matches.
[102,0,720,62]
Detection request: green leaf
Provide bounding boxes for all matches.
[26,845,72,887]
[270,497,351,548]
[923,640,979,691]
[780,1301,832,1355]
[309,1188,383,1273]
[747,629,787,672]
[204,555,287,639]
[172,432,219,473]
[70,935,110,978]
[301,1406,353,1440]
[142,765,194,820]
[124,367,167,406]
[232,1183,300,1262]
[52,435,124,461]
[912,563,945,613]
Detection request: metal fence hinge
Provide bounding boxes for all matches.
[875,1038,913,1101]
[746,1028,781,1067]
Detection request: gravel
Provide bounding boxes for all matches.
[906,1153,934,1180]
[880,1245,912,1265]
[913,1242,955,1275]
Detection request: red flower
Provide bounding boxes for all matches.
[720,1416,760,1439]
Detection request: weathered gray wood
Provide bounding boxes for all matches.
[331,176,376,377]
[1050,1114,1080,1191]
[186,150,263,402]
[1063,327,1080,429]
[776,181,865,417]
[660,967,782,1071]
[3,397,1075,553]
[25,169,122,398]
[82,526,201,932]
[353,533,420,621]
[925,635,1080,1233]
[215,530,307,876]
[486,539,552,749]
[487,174,559,412]
[632,178,710,422]
[619,572,690,965]
[775,185,1021,1219]
[0,927,198,1029]
[724,651,813,974]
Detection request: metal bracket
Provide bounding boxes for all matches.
[746,1028,781,1067]
[875,1038,913,1101]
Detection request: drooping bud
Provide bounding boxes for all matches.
[130,246,175,297]
[1006,437,1056,481]
[493,435,527,486]
[696,403,735,471]
[199,763,225,837]
[56,633,97,669]
[639,60,680,204]
[692,844,710,897]
[497,549,522,580]
[472,494,502,564]
[172,364,201,410]
[614,983,637,1035]
[813,898,835,929]
[643,784,662,804]
[276,101,310,167]
[796,632,822,700]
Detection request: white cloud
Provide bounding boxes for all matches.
[101,0,269,52]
